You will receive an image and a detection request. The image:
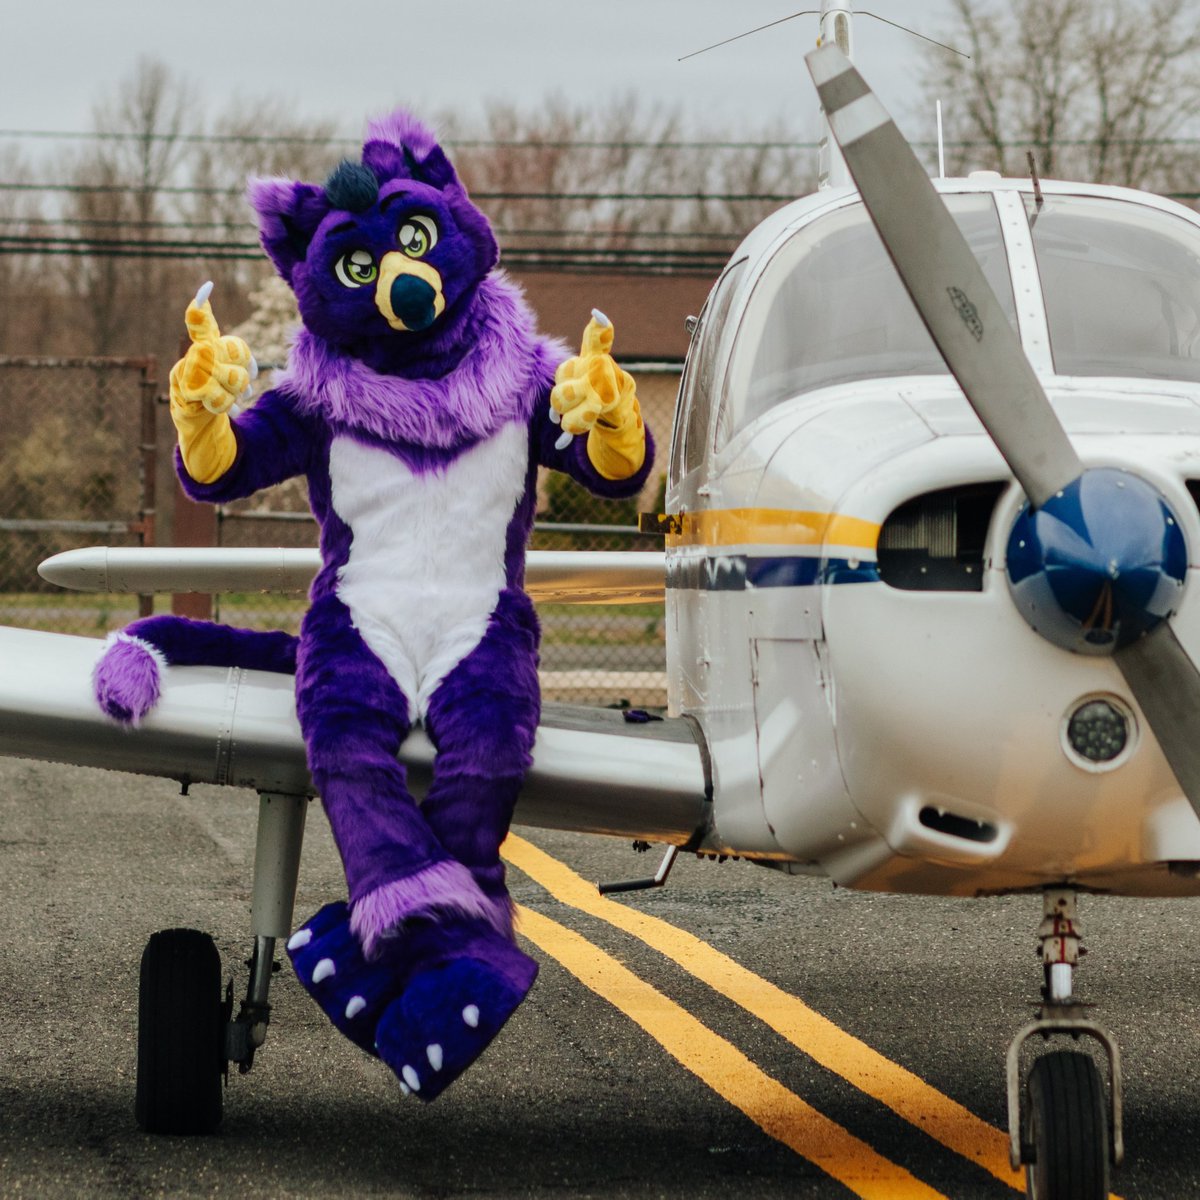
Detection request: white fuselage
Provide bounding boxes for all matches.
[666,176,1200,898]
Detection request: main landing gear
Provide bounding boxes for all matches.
[1006,889,1123,1200]
[135,792,308,1134]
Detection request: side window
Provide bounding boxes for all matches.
[668,312,703,487]
[673,260,746,484]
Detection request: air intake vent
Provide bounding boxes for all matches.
[877,483,1005,591]
[918,806,999,843]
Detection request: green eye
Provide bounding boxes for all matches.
[334,249,378,288]
[398,214,438,259]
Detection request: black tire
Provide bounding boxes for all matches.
[135,928,224,1135]
[1024,1050,1110,1200]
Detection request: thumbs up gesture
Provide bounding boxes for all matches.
[550,310,634,446]
[168,283,249,483]
[170,281,258,416]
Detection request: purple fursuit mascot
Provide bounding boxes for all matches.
[92,110,654,1101]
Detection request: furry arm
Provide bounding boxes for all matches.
[550,312,646,481]
[175,388,318,505]
[169,285,254,484]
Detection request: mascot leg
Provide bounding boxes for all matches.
[289,595,510,1081]
[370,589,542,1101]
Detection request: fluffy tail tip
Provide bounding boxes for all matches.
[93,633,166,727]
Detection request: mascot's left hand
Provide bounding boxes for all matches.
[550,310,646,480]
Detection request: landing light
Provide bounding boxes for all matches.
[1063,697,1133,769]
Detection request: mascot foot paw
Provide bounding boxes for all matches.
[93,633,164,725]
[286,901,404,1055]
[375,938,538,1102]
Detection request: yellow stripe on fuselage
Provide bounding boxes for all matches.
[665,508,880,551]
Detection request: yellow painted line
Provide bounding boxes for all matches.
[516,904,947,1200]
[665,508,880,550]
[503,834,1025,1193]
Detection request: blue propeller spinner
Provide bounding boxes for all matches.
[1006,469,1188,655]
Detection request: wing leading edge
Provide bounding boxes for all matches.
[0,626,709,845]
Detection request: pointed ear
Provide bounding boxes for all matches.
[410,143,457,190]
[246,178,330,284]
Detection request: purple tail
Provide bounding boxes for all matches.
[93,614,298,726]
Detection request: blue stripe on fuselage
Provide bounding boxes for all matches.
[665,555,879,591]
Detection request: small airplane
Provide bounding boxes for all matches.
[5,4,1200,1195]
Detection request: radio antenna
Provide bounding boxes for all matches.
[680,8,969,62]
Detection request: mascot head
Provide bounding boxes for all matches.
[247,111,498,368]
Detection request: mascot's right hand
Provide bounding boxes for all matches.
[169,282,256,484]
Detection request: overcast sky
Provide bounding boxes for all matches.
[3,1,959,145]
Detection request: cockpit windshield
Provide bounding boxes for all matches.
[724,195,1016,436]
[1029,195,1200,383]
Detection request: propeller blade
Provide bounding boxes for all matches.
[808,46,1200,815]
[1115,624,1200,815]
[805,45,1082,510]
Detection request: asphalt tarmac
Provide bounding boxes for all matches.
[4,756,1200,1198]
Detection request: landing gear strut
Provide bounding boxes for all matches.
[1006,888,1124,1199]
[135,791,308,1134]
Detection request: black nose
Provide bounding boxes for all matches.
[390,274,437,330]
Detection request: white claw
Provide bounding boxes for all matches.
[399,1082,411,1097]
[462,1004,480,1029]
[194,280,214,308]
[426,1043,443,1071]
[402,1065,421,1091]
[591,307,611,328]
[249,355,259,380]
[555,430,574,452]
[345,996,367,1020]
[311,957,335,984]
[548,405,561,425]
[286,929,312,951]
[239,386,254,402]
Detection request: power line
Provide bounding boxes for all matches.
[0,215,744,242]
[6,127,1200,148]
[0,235,728,273]
[0,182,801,202]
[0,128,819,150]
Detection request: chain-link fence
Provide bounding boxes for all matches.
[0,354,674,707]
[0,356,157,635]
[214,366,677,709]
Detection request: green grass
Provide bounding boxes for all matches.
[1,593,667,647]
[0,592,144,635]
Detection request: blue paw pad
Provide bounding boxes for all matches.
[286,901,404,1056]
[375,946,538,1103]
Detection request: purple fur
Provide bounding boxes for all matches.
[276,275,559,451]
[247,109,499,381]
[123,614,298,673]
[246,178,330,285]
[93,618,298,727]
[375,930,539,1101]
[110,111,661,1096]
[361,111,444,179]
[93,635,163,726]
[350,861,503,959]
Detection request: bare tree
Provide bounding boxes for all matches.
[185,99,341,307]
[448,94,815,271]
[60,57,199,356]
[0,147,48,353]
[922,0,1200,190]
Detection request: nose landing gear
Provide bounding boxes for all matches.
[1006,888,1124,1199]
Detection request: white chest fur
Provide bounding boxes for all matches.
[328,424,529,716]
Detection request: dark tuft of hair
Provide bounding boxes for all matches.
[323,160,380,212]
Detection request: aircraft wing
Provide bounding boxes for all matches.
[39,548,666,606]
[0,625,709,845]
